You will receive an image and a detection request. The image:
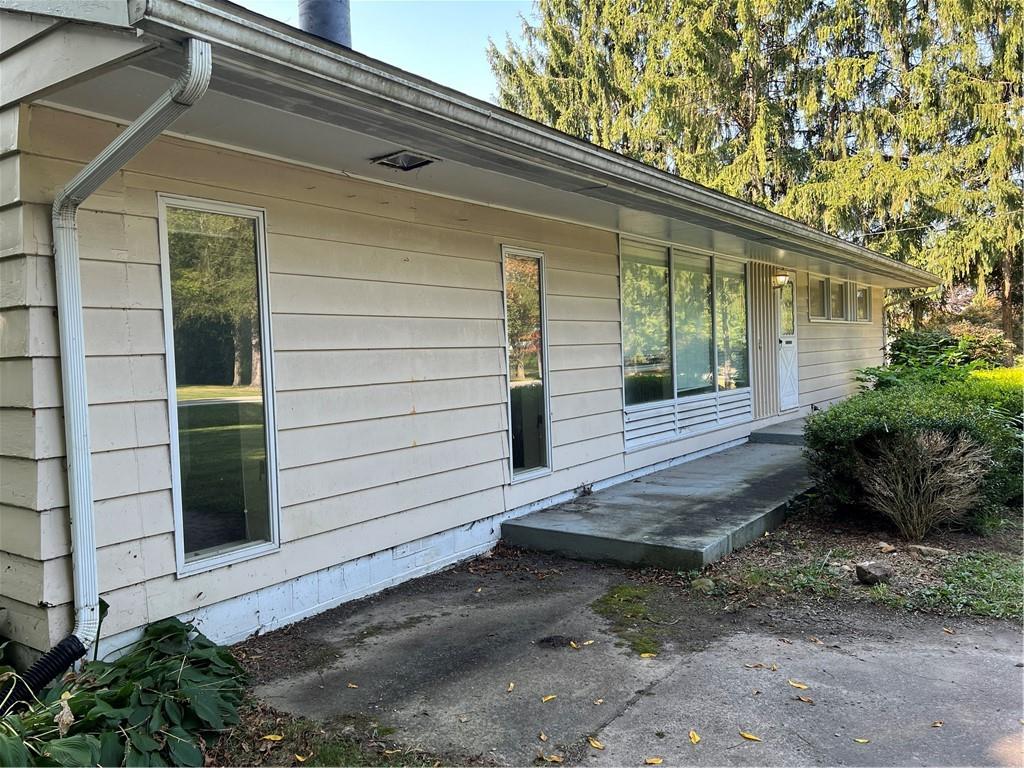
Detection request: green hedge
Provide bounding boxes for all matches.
[804,370,1023,512]
[888,323,1017,368]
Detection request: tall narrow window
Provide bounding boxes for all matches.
[621,240,672,405]
[672,250,714,396]
[504,248,549,476]
[855,286,870,321]
[715,260,749,390]
[830,280,848,320]
[164,201,276,566]
[808,278,827,318]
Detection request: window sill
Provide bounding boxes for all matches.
[177,539,279,578]
[510,466,554,485]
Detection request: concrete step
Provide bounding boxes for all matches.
[747,416,806,446]
[502,443,811,572]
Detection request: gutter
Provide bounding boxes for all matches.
[8,37,212,704]
[133,0,937,288]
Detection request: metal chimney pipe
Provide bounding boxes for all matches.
[298,0,351,47]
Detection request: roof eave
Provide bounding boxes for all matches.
[133,0,938,289]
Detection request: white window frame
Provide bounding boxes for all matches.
[158,194,281,577]
[500,245,553,483]
[618,236,753,449]
[853,284,872,322]
[807,274,872,323]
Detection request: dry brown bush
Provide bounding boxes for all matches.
[855,430,992,541]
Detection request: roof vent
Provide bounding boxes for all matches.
[372,150,437,172]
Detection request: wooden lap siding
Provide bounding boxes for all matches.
[795,271,885,407]
[9,105,626,647]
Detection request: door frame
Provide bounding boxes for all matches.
[775,271,799,412]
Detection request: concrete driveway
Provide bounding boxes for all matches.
[246,550,1024,767]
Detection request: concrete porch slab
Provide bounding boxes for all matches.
[502,442,811,571]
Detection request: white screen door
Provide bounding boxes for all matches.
[777,275,799,411]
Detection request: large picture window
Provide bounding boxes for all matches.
[503,247,550,478]
[161,198,278,572]
[621,239,750,406]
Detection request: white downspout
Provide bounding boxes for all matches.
[51,38,212,654]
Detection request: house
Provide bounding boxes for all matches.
[0,0,937,671]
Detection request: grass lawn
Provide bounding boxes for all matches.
[177,384,262,401]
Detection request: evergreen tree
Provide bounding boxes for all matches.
[488,0,1023,335]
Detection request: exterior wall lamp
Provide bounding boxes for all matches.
[773,273,792,287]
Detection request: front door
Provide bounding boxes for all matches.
[777,274,799,411]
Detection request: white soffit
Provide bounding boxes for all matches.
[43,60,915,287]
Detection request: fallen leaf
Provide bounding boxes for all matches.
[931,721,943,728]
[796,696,814,704]
[744,663,764,669]
[476,587,482,593]
[770,663,779,672]
[538,733,548,742]
[541,694,557,703]
[809,636,824,645]
[787,679,809,690]
[593,698,605,705]
[942,628,955,635]
[739,731,762,742]
[640,652,658,659]
[644,758,663,765]
[507,682,515,693]
[459,716,469,723]
[588,737,605,750]
[853,738,871,744]
[347,682,359,689]
[779,638,793,644]
[689,730,700,744]
[261,735,284,742]
[582,640,595,646]
[570,641,579,649]
[294,755,307,763]
[752,689,762,696]
[542,754,563,763]
[383,750,401,756]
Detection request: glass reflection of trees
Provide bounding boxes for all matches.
[505,254,548,474]
[622,241,749,405]
[167,206,271,560]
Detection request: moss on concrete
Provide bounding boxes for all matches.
[590,583,669,656]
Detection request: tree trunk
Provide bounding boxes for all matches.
[232,320,244,386]
[250,320,262,390]
[911,298,925,330]
[1000,253,1013,340]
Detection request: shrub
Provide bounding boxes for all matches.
[888,324,1016,368]
[0,618,243,767]
[804,381,1022,520]
[855,430,991,540]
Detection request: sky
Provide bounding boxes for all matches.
[241,0,532,102]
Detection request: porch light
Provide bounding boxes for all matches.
[372,149,437,171]
[774,273,791,287]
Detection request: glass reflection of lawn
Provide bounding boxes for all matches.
[177,386,267,557]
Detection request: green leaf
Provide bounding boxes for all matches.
[98,730,125,767]
[129,729,160,753]
[190,692,223,730]
[124,745,149,768]
[166,734,203,768]
[0,733,30,767]
[43,734,101,767]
